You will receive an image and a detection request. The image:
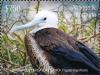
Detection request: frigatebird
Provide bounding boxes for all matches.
[9,10,100,75]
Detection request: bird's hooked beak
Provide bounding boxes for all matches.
[8,18,40,35]
[7,18,40,39]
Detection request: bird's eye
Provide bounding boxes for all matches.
[43,17,47,20]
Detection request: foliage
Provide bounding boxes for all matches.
[0,1,99,75]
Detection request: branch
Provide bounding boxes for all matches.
[13,33,24,43]
[0,57,19,67]
[0,66,10,73]
[35,0,40,13]
[79,33,100,43]
[10,64,31,72]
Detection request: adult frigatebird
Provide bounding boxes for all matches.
[9,10,100,75]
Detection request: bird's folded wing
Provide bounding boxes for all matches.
[47,45,99,73]
[76,41,100,68]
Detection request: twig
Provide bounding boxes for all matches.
[79,33,100,43]
[0,66,10,72]
[10,64,31,72]
[13,33,24,43]
[0,57,19,67]
[35,0,40,13]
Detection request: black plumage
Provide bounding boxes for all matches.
[25,28,100,75]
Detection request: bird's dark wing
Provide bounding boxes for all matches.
[50,45,99,73]
[34,28,100,74]
[76,41,100,69]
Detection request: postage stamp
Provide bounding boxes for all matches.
[0,0,100,75]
